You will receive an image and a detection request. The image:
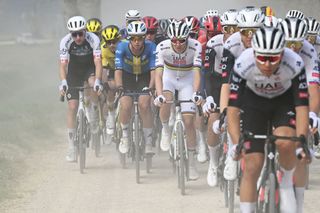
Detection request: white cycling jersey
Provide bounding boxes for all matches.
[59,32,101,63]
[298,39,320,85]
[233,48,305,99]
[205,34,224,74]
[223,32,246,59]
[155,38,202,113]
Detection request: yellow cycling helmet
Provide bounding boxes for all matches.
[261,6,275,16]
[86,18,102,33]
[101,25,121,41]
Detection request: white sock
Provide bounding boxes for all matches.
[188,150,196,167]
[240,202,255,213]
[227,132,233,158]
[162,121,170,134]
[198,130,206,142]
[67,128,75,148]
[143,128,153,145]
[208,145,219,168]
[279,167,295,188]
[295,187,305,213]
[279,167,297,213]
[121,123,129,137]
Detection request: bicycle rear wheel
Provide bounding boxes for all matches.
[177,122,185,195]
[228,180,235,213]
[78,110,86,174]
[268,173,277,213]
[146,153,153,173]
[92,132,100,157]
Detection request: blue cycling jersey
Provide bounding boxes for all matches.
[115,40,156,74]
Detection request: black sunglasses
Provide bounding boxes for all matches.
[71,31,84,38]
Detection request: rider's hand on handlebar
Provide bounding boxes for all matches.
[309,112,320,134]
[59,79,68,96]
[116,86,124,97]
[93,79,103,95]
[154,95,166,107]
[192,92,203,105]
[212,119,226,134]
[202,96,217,116]
[296,147,312,164]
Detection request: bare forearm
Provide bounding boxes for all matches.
[115,70,123,87]
[155,70,163,95]
[59,62,67,80]
[227,106,241,145]
[149,70,155,89]
[308,85,320,113]
[94,59,103,80]
[220,83,230,113]
[193,69,201,92]
[295,106,309,137]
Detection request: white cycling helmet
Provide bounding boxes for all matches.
[125,9,141,22]
[237,7,265,28]
[220,9,238,26]
[204,9,219,19]
[306,17,320,35]
[252,27,285,54]
[286,10,305,20]
[67,16,86,32]
[127,21,147,37]
[264,16,279,28]
[167,20,190,39]
[280,17,308,41]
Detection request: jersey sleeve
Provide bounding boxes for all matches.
[59,35,70,62]
[221,48,236,84]
[304,49,320,86]
[88,33,101,59]
[228,71,246,108]
[204,46,216,72]
[291,68,309,106]
[101,44,108,67]
[155,42,164,69]
[193,41,203,69]
[148,42,156,70]
[115,42,124,70]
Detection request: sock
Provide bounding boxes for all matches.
[295,187,305,213]
[198,130,206,143]
[279,167,297,213]
[279,167,295,188]
[240,202,255,213]
[162,121,170,134]
[67,128,75,148]
[121,123,129,137]
[227,132,233,158]
[188,150,196,167]
[143,128,153,145]
[208,145,219,168]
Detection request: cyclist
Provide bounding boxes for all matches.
[219,7,265,181]
[202,9,238,187]
[154,20,203,180]
[142,16,158,43]
[115,21,156,154]
[306,17,320,59]
[204,9,219,20]
[281,17,320,213]
[59,16,103,162]
[156,18,170,44]
[120,9,141,39]
[264,15,280,28]
[100,25,122,142]
[86,18,102,37]
[227,27,309,213]
[183,16,200,39]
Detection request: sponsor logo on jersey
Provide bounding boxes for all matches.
[229,93,238,100]
[298,92,308,98]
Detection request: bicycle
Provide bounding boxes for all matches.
[114,90,153,183]
[60,86,91,174]
[236,130,310,213]
[162,90,202,195]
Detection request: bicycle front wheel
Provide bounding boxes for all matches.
[177,122,185,195]
[228,180,235,213]
[134,115,140,184]
[268,173,277,213]
[78,110,86,174]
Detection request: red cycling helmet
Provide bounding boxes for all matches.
[183,16,200,33]
[142,16,158,32]
[204,16,222,36]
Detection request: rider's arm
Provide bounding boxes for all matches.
[59,60,68,81]
[227,72,246,145]
[94,56,102,80]
[193,40,203,92]
[219,48,235,113]
[203,46,216,96]
[305,52,320,114]
[292,68,310,138]
[59,37,69,81]
[114,42,124,88]
[148,43,157,89]
[154,43,164,95]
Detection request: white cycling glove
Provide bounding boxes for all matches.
[202,96,217,114]
[192,92,203,105]
[154,95,166,107]
[59,79,68,92]
[309,112,320,129]
[212,119,226,134]
[94,79,103,93]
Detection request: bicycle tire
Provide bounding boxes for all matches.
[223,180,229,208]
[228,180,235,213]
[93,132,100,157]
[268,173,277,213]
[177,122,185,195]
[146,153,152,173]
[305,164,310,189]
[79,110,86,174]
[134,114,140,184]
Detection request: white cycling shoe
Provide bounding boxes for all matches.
[197,142,207,163]
[188,151,199,180]
[207,162,218,187]
[145,142,154,154]
[119,137,129,154]
[66,147,76,162]
[160,129,171,151]
[280,187,297,213]
[223,156,237,180]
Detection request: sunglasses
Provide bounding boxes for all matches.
[222,25,238,34]
[105,39,119,45]
[171,37,187,44]
[71,31,84,38]
[189,32,198,39]
[255,54,282,65]
[130,36,145,42]
[307,35,317,44]
[240,28,257,37]
[146,30,157,35]
[285,41,303,50]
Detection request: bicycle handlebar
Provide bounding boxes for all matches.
[59,86,92,102]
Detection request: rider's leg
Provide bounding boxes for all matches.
[106,80,116,135]
[196,113,207,163]
[87,76,99,133]
[159,91,173,151]
[66,99,79,161]
[118,96,133,153]
[274,126,297,213]
[139,95,153,152]
[294,160,306,213]
[206,113,220,186]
